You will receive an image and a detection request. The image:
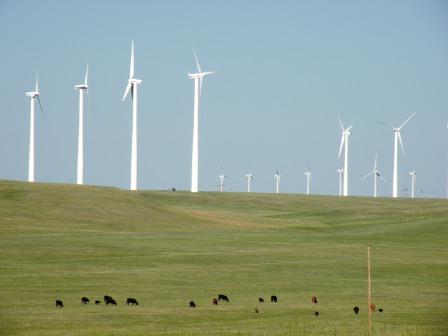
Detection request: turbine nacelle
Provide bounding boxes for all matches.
[26,91,39,98]
[74,84,88,90]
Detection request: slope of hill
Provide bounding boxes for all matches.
[0,180,447,335]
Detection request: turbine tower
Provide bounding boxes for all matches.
[74,63,92,185]
[245,172,253,193]
[26,75,43,183]
[409,170,416,198]
[337,168,343,196]
[218,174,226,192]
[188,47,215,193]
[338,118,352,197]
[122,41,142,191]
[378,113,415,198]
[361,155,385,198]
[304,164,311,195]
[274,169,280,194]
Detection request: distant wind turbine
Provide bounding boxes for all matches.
[188,46,215,193]
[245,172,253,193]
[361,155,385,198]
[378,113,416,198]
[337,168,343,196]
[304,164,311,195]
[74,63,93,185]
[338,118,352,197]
[409,170,416,198]
[122,41,142,191]
[26,74,44,183]
[274,169,281,194]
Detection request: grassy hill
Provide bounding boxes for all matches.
[0,180,447,335]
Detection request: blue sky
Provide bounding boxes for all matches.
[0,0,447,197]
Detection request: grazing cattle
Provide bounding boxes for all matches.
[189,301,196,308]
[126,298,139,305]
[218,294,229,302]
[55,300,63,308]
[212,298,218,305]
[312,296,318,304]
[95,300,101,305]
[379,308,383,313]
[258,298,264,303]
[271,295,278,303]
[353,306,360,314]
[255,307,259,313]
[315,311,319,316]
[370,303,376,312]
[81,297,90,304]
[105,297,117,306]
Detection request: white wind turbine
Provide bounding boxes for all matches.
[122,41,142,191]
[378,113,416,198]
[274,169,281,194]
[188,47,215,193]
[409,170,416,198]
[337,168,343,196]
[26,74,44,183]
[245,172,253,193]
[304,164,311,195]
[338,118,352,197]
[361,155,385,198]
[218,174,226,192]
[74,63,93,185]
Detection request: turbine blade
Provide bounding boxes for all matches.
[130,40,135,78]
[131,85,134,100]
[36,96,45,120]
[338,134,345,158]
[86,89,95,115]
[399,112,416,130]
[84,62,89,86]
[35,73,39,92]
[192,45,202,73]
[361,171,374,181]
[374,155,378,170]
[338,117,344,131]
[122,83,131,102]
[379,174,386,182]
[346,125,352,132]
[397,131,405,155]
[377,120,393,129]
[199,76,203,98]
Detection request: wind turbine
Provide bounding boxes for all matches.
[304,164,311,195]
[378,113,416,198]
[337,168,343,196]
[361,155,385,197]
[188,47,215,193]
[338,118,352,197]
[26,74,43,183]
[74,63,93,185]
[409,170,416,198]
[245,172,253,193]
[122,41,142,191]
[274,169,281,194]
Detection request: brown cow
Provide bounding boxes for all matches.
[370,303,376,312]
[312,296,318,304]
[212,298,218,305]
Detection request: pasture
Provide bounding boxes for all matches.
[0,180,447,335]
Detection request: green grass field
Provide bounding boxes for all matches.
[0,180,447,335]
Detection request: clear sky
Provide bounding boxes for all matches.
[0,0,447,197]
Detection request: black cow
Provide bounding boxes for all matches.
[379,308,383,313]
[255,307,259,313]
[81,297,90,304]
[95,300,101,305]
[189,301,196,308]
[126,298,138,305]
[55,300,63,308]
[315,311,319,316]
[271,295,278,303]
[354,306,360,314]
[105,296,117,305]
[259,298,264,303]
[218,294,229,302]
